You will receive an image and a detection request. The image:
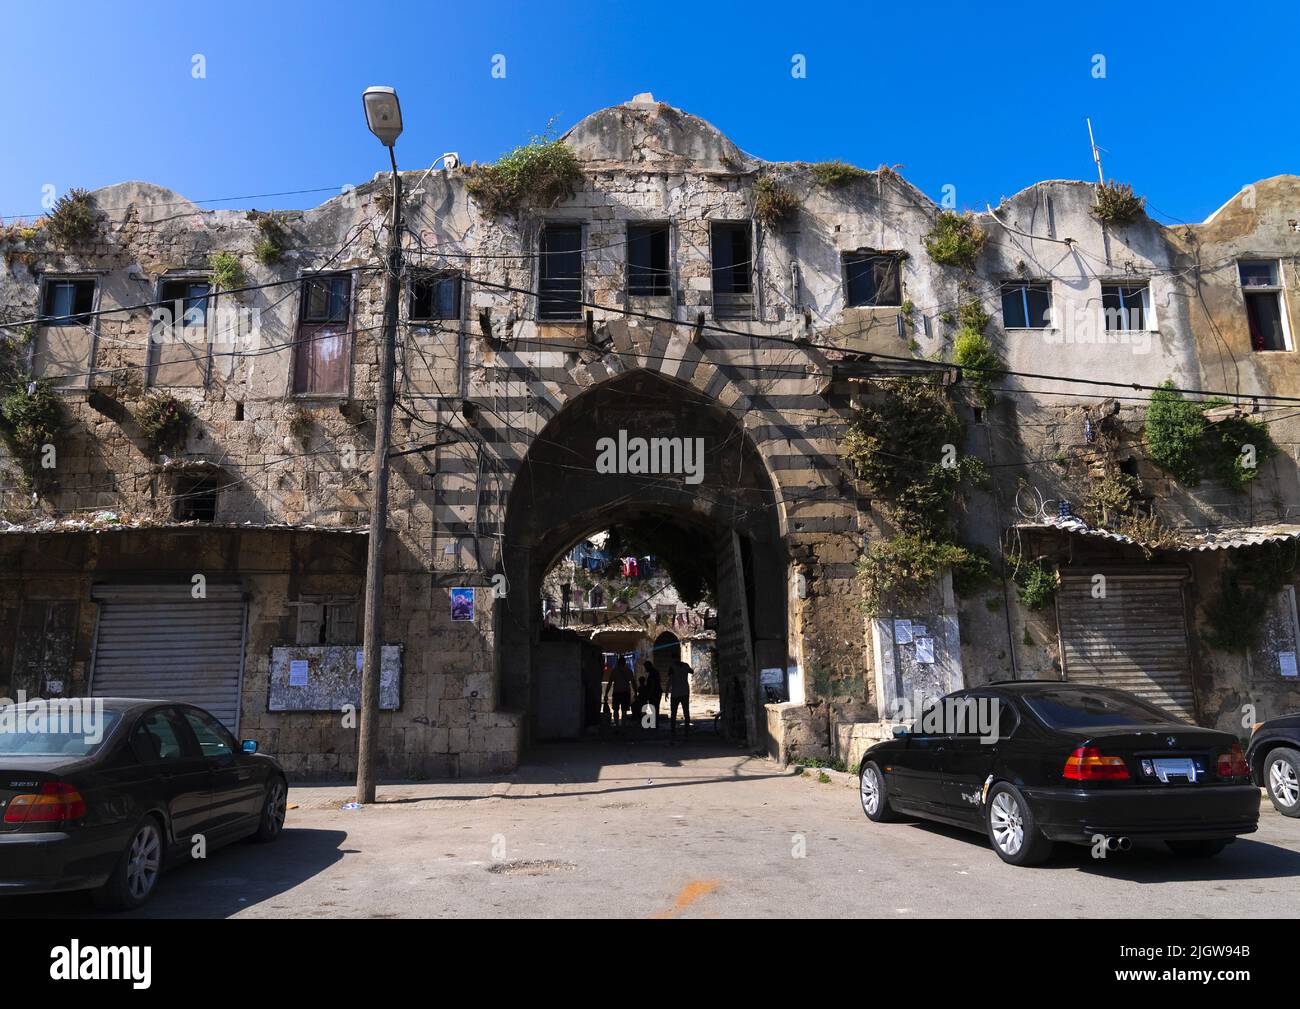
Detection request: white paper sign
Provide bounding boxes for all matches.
[894,619,913,644]
[915,637,935,664]
[289,660,310,686]
[1281,651,1298,678]
[356,649,364,671]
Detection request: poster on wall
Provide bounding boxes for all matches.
[915,637,935,664]
[450,587,475,622]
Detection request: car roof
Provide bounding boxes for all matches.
[972,681,1124,695]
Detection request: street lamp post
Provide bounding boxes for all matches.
[356,86,403,804]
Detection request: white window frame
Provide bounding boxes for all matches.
[1100,281,1156,333]
[1239,259,1293,352]
[1000,280,1054,330]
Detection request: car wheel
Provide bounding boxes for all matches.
[985,783,1053,866]
[859,761,897,822]
[1264,747,1300,817]
[1166,839,1231,858]
[252,776,288,842]
[92,816,163,911]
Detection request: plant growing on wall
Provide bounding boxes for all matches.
[43,189,98,247]
[953,330,1003,408]
[1204,542,1299,652]
[1013,558,1057,610]
[1145,381,1277,491]
[924,210,985,269]
[810,160,868,187]
[846,377,991,612]
[208,250,246,291]
[251,212,289,265]
[1091,181,1146,225]
[463,132,583,216]
[752,174,799,230]
[133,391,192,456]
[0,376,62,490]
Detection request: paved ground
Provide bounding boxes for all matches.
[4,736,1299,918]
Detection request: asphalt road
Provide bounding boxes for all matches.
[4,738,1298,919]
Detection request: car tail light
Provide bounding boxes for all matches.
[1063,746,1130,781]
[3,782,87,824]
[1216,742,1250,779]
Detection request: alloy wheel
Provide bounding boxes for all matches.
[990,791,1025,855]
[860,766,881,815]
[126,824,161,901]
[1270,758,1299,808]
[266,780,288,835]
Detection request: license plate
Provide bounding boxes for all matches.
[1153,757,1198,783]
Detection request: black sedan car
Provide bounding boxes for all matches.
[1247,713,1300,817]
[0,698,287,909]
[858,682,1259,866]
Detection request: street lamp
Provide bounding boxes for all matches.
[356,86,404,805]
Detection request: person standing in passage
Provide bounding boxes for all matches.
[609,657,635,730]
[643,660,663,720]
[669,657,693,739]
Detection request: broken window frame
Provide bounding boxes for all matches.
[294,594,360,645]
[293,272,354,396]
[408,270,462,323]
[35,274,100,389]
[1000,281,1053,329]
[710,221,754,320]
[842,251,903,308]
[148,275,213,388]
[1100,282,1153,332]
[626,222,672,298]
[1239,259,1293,352]
[537,224,584,322]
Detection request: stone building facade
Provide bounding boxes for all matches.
[1,95,1298,778]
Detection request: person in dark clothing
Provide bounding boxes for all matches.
[668,658,692,739]
[609,657,634,728]
[643,660,663,720]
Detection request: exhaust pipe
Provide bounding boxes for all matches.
[1104,836,1132,852]
[1117,836,1132,852]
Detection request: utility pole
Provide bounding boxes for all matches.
[357,87,404,804]
[1086,118,1105,184]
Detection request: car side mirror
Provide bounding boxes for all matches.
[892,724,910,738]
[241,739,258,754]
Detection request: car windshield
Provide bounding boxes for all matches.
[0,704,120,757]
[1023,689,1180,730]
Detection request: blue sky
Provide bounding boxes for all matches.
[2,0,1295,224]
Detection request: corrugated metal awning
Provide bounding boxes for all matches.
[1016,516,1300,552]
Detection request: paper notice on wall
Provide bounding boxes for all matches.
[356,649,364,672]
[289,660,310,686]
[894,619,913,644]
[1280,651,1298,677]
[915,637,935,664]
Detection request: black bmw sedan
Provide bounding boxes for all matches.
[858,682,1259,866]
[0,698,287,909]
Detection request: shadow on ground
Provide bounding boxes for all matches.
[0,828,350,920]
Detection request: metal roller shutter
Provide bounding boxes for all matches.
[90,584,247,732]
[1056,573,1196,723]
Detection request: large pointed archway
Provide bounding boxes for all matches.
[499,369,788,750]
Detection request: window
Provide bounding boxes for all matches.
[711,223,752,319]
[149,278,211,387]
[538,225,583,321]
[294,274,352,395]
[409,271,461,321]
[295,594,359,645]
[627,223,670,296]
[35,277,97,387]
[182,708,235,759]
[1001,281,1052,329]
[131,709,189,763]
[1101,283,1151,331]
[843,252,902,307]
[41,278,96,324]
[174,474,219,522]
[1239,260,1291,351]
